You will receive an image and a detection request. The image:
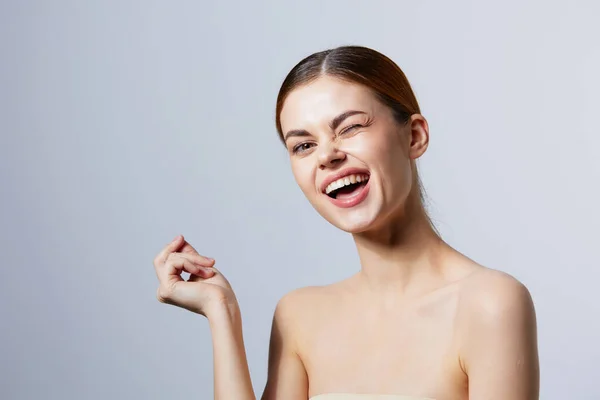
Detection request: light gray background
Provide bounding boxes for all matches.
[1,1,598,399]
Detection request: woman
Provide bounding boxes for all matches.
[153,45,540,400]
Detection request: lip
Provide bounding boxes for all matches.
[327,179,371,208]
[320,167,371,194]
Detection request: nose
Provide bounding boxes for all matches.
[317,140,346,170]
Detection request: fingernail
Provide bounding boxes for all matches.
[172,235,180,242]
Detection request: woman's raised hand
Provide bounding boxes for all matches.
[153,235,236,317]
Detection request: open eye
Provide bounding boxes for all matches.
[292,142,315,154]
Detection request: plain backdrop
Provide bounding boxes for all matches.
[1,1,599,399]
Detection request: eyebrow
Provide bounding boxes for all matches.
[283,110,367,142]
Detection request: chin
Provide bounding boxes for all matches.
[322,207,382,234]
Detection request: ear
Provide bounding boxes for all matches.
[408,114,429,159]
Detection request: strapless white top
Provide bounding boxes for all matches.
[310,394,434,400]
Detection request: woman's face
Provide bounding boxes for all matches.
[279,76,428,233]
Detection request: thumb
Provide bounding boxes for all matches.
[180,239,203,256]
[155,234,185,266]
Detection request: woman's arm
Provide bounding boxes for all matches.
[208,300,256,400]
[207,290,309,400]
[261,291,309,400]
[153,235,257,400]
[153,234,309,399]
[460,273,540,399]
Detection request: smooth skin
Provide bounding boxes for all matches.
[153,76,539,400]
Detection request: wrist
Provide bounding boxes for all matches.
[206,295,241,323]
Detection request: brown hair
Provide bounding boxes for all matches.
[275,45,439,236]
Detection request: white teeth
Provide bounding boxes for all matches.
[325,173,369,195]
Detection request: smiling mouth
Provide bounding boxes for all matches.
[325,174,370,199]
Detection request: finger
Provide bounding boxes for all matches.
[154,235,185,268]
[188,267,216,281]
[181,259,215,279]
[159,253,213,283]
[179,239,204,256]
[178,252,215,268]
[177,257,216,282]
[188,264,223,283]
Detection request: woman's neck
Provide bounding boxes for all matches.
[351,196,453,299]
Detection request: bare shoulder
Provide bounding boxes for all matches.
[453,266,540,396]
[454,266,538,372]
[456,266,536,327]
[273,284,339,328]
[275,285,323,316]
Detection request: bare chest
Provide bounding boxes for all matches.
[300,292,466,399]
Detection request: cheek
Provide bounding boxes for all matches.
[291,162,316,197]
[350,127,393,160]
[338,134,383,172]
[367,133,413,194]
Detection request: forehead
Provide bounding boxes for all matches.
[279,76,379,131]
